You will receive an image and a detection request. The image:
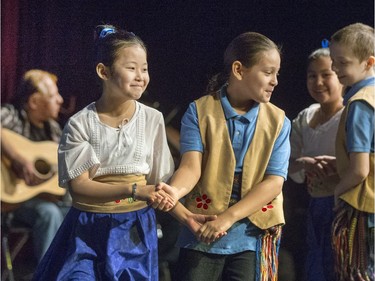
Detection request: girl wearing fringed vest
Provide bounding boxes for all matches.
[328,23,375,281]
[157,32,291,281]
[32,24,176,281]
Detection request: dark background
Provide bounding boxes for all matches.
[2,0,374,127]
[1,0,374,279]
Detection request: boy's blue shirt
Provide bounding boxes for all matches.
[343,77,375,153]
[343,76,375,105]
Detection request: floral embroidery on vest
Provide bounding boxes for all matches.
[196,194,211,209]
[261,202,274,212]
[190,191,212,210]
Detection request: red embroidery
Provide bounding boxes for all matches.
[261,204,274,212]
[196,194,211,210]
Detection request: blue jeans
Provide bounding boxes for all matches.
[13,197,66,262]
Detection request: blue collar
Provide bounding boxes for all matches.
[343,77,375,105]
[219,86,258,122]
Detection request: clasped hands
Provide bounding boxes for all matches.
[145,182,227,244]
[304,155,337,181]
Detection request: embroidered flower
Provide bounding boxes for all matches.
[196,194,211,210]
[261,204,274,212]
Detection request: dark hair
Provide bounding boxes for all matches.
[94,24,147,68]
[206,32,281,94]
[307,48,331,67]
[330,23,374,62]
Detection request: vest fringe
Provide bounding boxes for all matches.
[256,225,282,281]
[332,202,374,281]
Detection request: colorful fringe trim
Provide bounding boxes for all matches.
[332,202,374,281]
[255,225,282,281]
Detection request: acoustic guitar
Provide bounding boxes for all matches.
[1,128,66,209]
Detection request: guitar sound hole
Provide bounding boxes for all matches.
[34,159,52,176]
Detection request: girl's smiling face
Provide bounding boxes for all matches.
[238,48,280,104]
[107,45,150,100]
[307,56,343,104]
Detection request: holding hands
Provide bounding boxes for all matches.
[150,182,180,211]
[194,214,231,244]
[151,182,227,244]
[137,184,176,210]
[299,155,337,181]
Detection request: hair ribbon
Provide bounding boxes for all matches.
[321,39,329,48]
[99,27,115,39]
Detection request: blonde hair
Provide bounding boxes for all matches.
[331,23,374,62]
[15,69,58,108]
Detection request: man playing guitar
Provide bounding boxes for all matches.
[1,69,69,264]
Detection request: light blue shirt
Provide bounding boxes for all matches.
[347,101,374,153]
[343,76,375,154]
[177,87,291,254]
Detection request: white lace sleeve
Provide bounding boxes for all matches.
[143,107,174,184]
[58,114,100,188]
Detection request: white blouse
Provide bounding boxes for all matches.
[289,103,343,183]
[58,101,174,188]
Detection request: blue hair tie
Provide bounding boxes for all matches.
[99,27,115,39]
[321,39,329,48]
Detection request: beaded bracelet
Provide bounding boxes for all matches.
[131,183,137,201]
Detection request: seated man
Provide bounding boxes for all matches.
[1,69,70,263]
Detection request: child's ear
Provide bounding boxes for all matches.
[96,63,110,80]
[232,61,243,80]
[365,56,375,70]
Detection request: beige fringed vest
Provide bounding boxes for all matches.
[183,92,286,230]
[336,85,375,213]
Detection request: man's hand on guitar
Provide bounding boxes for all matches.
[11,156,44,186]
[1,129,64,204]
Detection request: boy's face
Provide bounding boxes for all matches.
[329,42,369,87]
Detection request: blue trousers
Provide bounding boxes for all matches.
[13,197,65,262]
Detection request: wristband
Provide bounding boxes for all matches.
[131,183,137,201]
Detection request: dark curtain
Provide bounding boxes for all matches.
[1,0,373,119]
[1,0,20,103]
[1,0,96,121]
